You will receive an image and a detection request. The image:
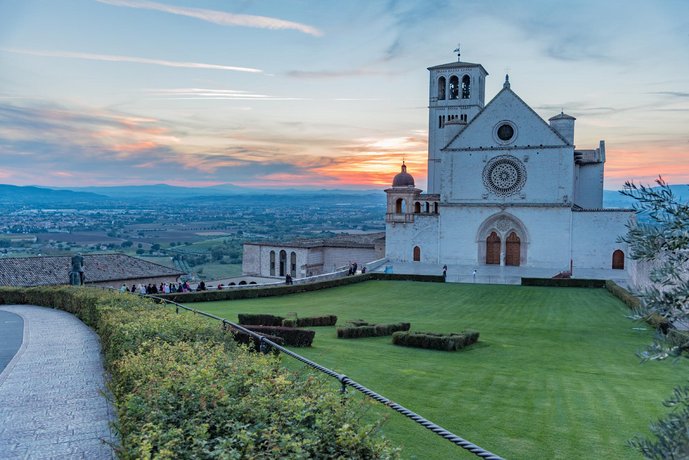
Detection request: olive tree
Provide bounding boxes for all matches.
[621,177,689,458]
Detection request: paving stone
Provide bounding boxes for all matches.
[0,305,116,459]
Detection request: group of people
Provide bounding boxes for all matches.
[347,261,366,275]
[119,281,193,295]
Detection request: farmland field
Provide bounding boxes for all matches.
[192,281,686,459]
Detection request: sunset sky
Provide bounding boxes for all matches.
[1,0,688,190]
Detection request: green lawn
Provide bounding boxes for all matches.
[191,281,685,459]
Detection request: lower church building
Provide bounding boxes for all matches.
[385,54,634,279]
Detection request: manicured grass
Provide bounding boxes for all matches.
[192,281,685,459]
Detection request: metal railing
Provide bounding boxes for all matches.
[145,293,504,459]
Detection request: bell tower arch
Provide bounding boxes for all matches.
[427,48,488,195]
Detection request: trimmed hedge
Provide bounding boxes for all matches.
[238,313,284,326]
[159,273,444,303]
[337,322,410,339]
[521,278,606,288]
[392,330,480,351]
[285,315,338,327]
[244,325,316,347]
[0,287,398,459]
[605,280,672,332]
[605,280,641,310]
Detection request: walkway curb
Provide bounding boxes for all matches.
[0,305,116,459]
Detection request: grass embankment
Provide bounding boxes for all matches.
[193,281,686,460]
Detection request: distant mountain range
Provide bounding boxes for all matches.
[0,184,109,205]
[0,183,686,207]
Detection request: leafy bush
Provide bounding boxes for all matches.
[238,313,284,326]
[392,330,480,351]
[0,286,398,459]
[337,322,410,339]
[243,325,316,347]
[114,340,397,459]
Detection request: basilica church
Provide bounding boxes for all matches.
[384,55,634,278]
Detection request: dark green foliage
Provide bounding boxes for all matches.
[337,322,410,339]
[237,313,284,326]
[244,325,316,347]
[290,314,338,327]
[0,286,398,459]
[521,278,606,288]
[392,331,480,351]
[227,329,284,352]
[628,381,689,459]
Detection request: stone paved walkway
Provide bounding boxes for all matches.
[0,305,115,459]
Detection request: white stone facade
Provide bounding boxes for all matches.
[243,233,385,279]
[385,57,634,278]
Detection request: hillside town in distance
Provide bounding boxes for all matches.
[0,184,386,282]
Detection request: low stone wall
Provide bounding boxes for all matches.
[521,278,606,288]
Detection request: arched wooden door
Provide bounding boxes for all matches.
[612,250,624,269]
[505,232,520,266]
[486,232,500,265]
[413,246,421,262]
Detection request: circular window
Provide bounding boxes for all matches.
[482,155,527,196]
[497,124,514,141]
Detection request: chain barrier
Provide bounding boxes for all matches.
[144,294,504,460]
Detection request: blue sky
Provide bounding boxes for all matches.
[1,0,688,189]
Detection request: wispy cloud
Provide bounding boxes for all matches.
[2,48,262,73]
[146,88,303,101]
[96,0,323,37]
[286,68,391,79]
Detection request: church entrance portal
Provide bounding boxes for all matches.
[486,232,500,265]
[505,232,521,266]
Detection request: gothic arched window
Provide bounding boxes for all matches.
[438,76,446,100]
[449,75,459,99]
[290,251,297,277]
[461,75,471,99]
[279,250,287,276]
[413,246,421,262]
[612,250,625,269]
[269,250,275,276]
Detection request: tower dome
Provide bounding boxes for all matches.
[392,162,415,187]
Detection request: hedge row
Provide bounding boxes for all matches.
[0,287,398,459]
[521,278,607,288]
[159,273,444,303]
[392,331,480,351]
[337,322,410,339]
[238,313,284,326]
[284,315,338,328]
[605,280,672,332]
[243,325,316,347]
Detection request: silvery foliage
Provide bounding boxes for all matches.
[622,177,689,459]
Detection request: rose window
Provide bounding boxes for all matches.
[482,156,527,196]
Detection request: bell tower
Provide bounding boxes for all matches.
[426,47,488,194]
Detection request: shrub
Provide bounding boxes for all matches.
[0,286,398,459]
[114,340,397,459]
[392,330,480,351]
[337,322,410,339]
[281,315,338,327]
[238,313,284,326]
[243,325,316,347]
